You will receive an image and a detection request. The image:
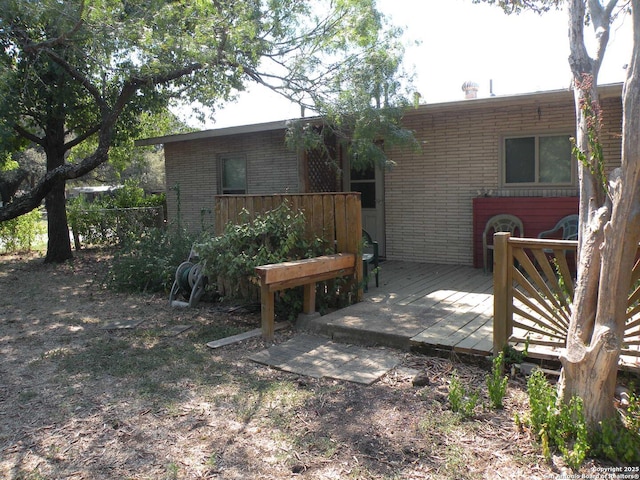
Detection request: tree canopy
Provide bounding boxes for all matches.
[0,0,414,261]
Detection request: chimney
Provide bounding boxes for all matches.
[461,80,479,99]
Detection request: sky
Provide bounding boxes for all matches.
[184,0,633,130]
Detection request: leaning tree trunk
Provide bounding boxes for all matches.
[559,0,640,426]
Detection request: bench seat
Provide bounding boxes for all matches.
[255,253,356,340]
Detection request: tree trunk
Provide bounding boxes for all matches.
[44,179,73,263]
[43,110,73,264]
[558,0,640,427]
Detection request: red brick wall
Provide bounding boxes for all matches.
[472,196,579,268]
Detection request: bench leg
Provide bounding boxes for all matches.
[261,283,275,341]
[303,282,316,315]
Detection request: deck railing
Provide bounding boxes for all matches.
[492,232,640,367]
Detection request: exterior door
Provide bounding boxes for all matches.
[347,163,385,256]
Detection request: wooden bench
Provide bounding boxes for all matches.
[255,253,357,340]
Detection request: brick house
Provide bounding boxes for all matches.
[137,83,623,268]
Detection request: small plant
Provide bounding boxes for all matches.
[501,339,529,368]
[525,369,589,469]
[448,371,464,412]
[553,396,589,470]
[486,351,509,409]
[164,461,179,480]
[628,389,640,432]
[448,370,478,418]
[591,389,640,464]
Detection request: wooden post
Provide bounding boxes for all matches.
[493,232,510,356]
[261,283,275,340]
[345,193,363,301]
[303,282,316,315]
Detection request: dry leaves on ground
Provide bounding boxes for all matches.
[0,250,620,479]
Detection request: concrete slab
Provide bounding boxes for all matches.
[249,334,401,385]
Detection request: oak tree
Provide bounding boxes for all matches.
[0,0,408,262]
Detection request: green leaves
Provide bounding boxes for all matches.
[471,0,562,15]
[0,0,415,247]
[525,369,590,469]
[486,352,509,409]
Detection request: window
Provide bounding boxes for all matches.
[219,155,247,194]
[350,164,376,208]
[503,134,573,186]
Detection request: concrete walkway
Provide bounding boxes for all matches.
[249,333,401,385]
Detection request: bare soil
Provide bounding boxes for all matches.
[0,250,625,479]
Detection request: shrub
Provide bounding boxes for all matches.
[0,208,45,253]
[448,370,479,418]
[486,352,508,409]
[197,202,338,320]
[525,369,589,469]
[67,180,165,248]
[591,389,640,464]
[108,224,201,293]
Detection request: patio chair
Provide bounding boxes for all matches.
[537,214,579,264]
[537,214,579,242]
[362,229,379,291]
[483,214,524,273]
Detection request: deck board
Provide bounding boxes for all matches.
[362,261,495,356]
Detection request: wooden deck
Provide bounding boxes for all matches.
[352,260,640,372]
[362,260,495,356]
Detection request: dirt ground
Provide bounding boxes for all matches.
[0,250,630,480]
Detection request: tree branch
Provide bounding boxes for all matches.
[587,0,619,74]
[43,48,107,112]
[64,124,101,150]
[13,124,44,147]
[130,63,204,89]
[22,1,86,53]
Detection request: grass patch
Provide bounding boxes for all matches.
[18,390,38,402]
[187,322,248,343]
[442,444,480,479]
[418,409,462,436]
[47,332,230,406]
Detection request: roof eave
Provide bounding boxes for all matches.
[136,83,623,146]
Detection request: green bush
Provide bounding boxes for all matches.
[0,208,45,253]
[447,370,479,418]
[591,389,640,464]
[486,352,509,409]
[108,225,201,293]
[525,369,589,469]
[197,202,338,320]
[67,180,165,248]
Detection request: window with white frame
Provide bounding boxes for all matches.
[503,134,574,186]
[219,155,247,194]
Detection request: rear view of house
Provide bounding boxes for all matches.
[137,83,623,268]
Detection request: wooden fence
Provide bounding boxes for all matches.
[492,232,640,370]
[214,193,364,299]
